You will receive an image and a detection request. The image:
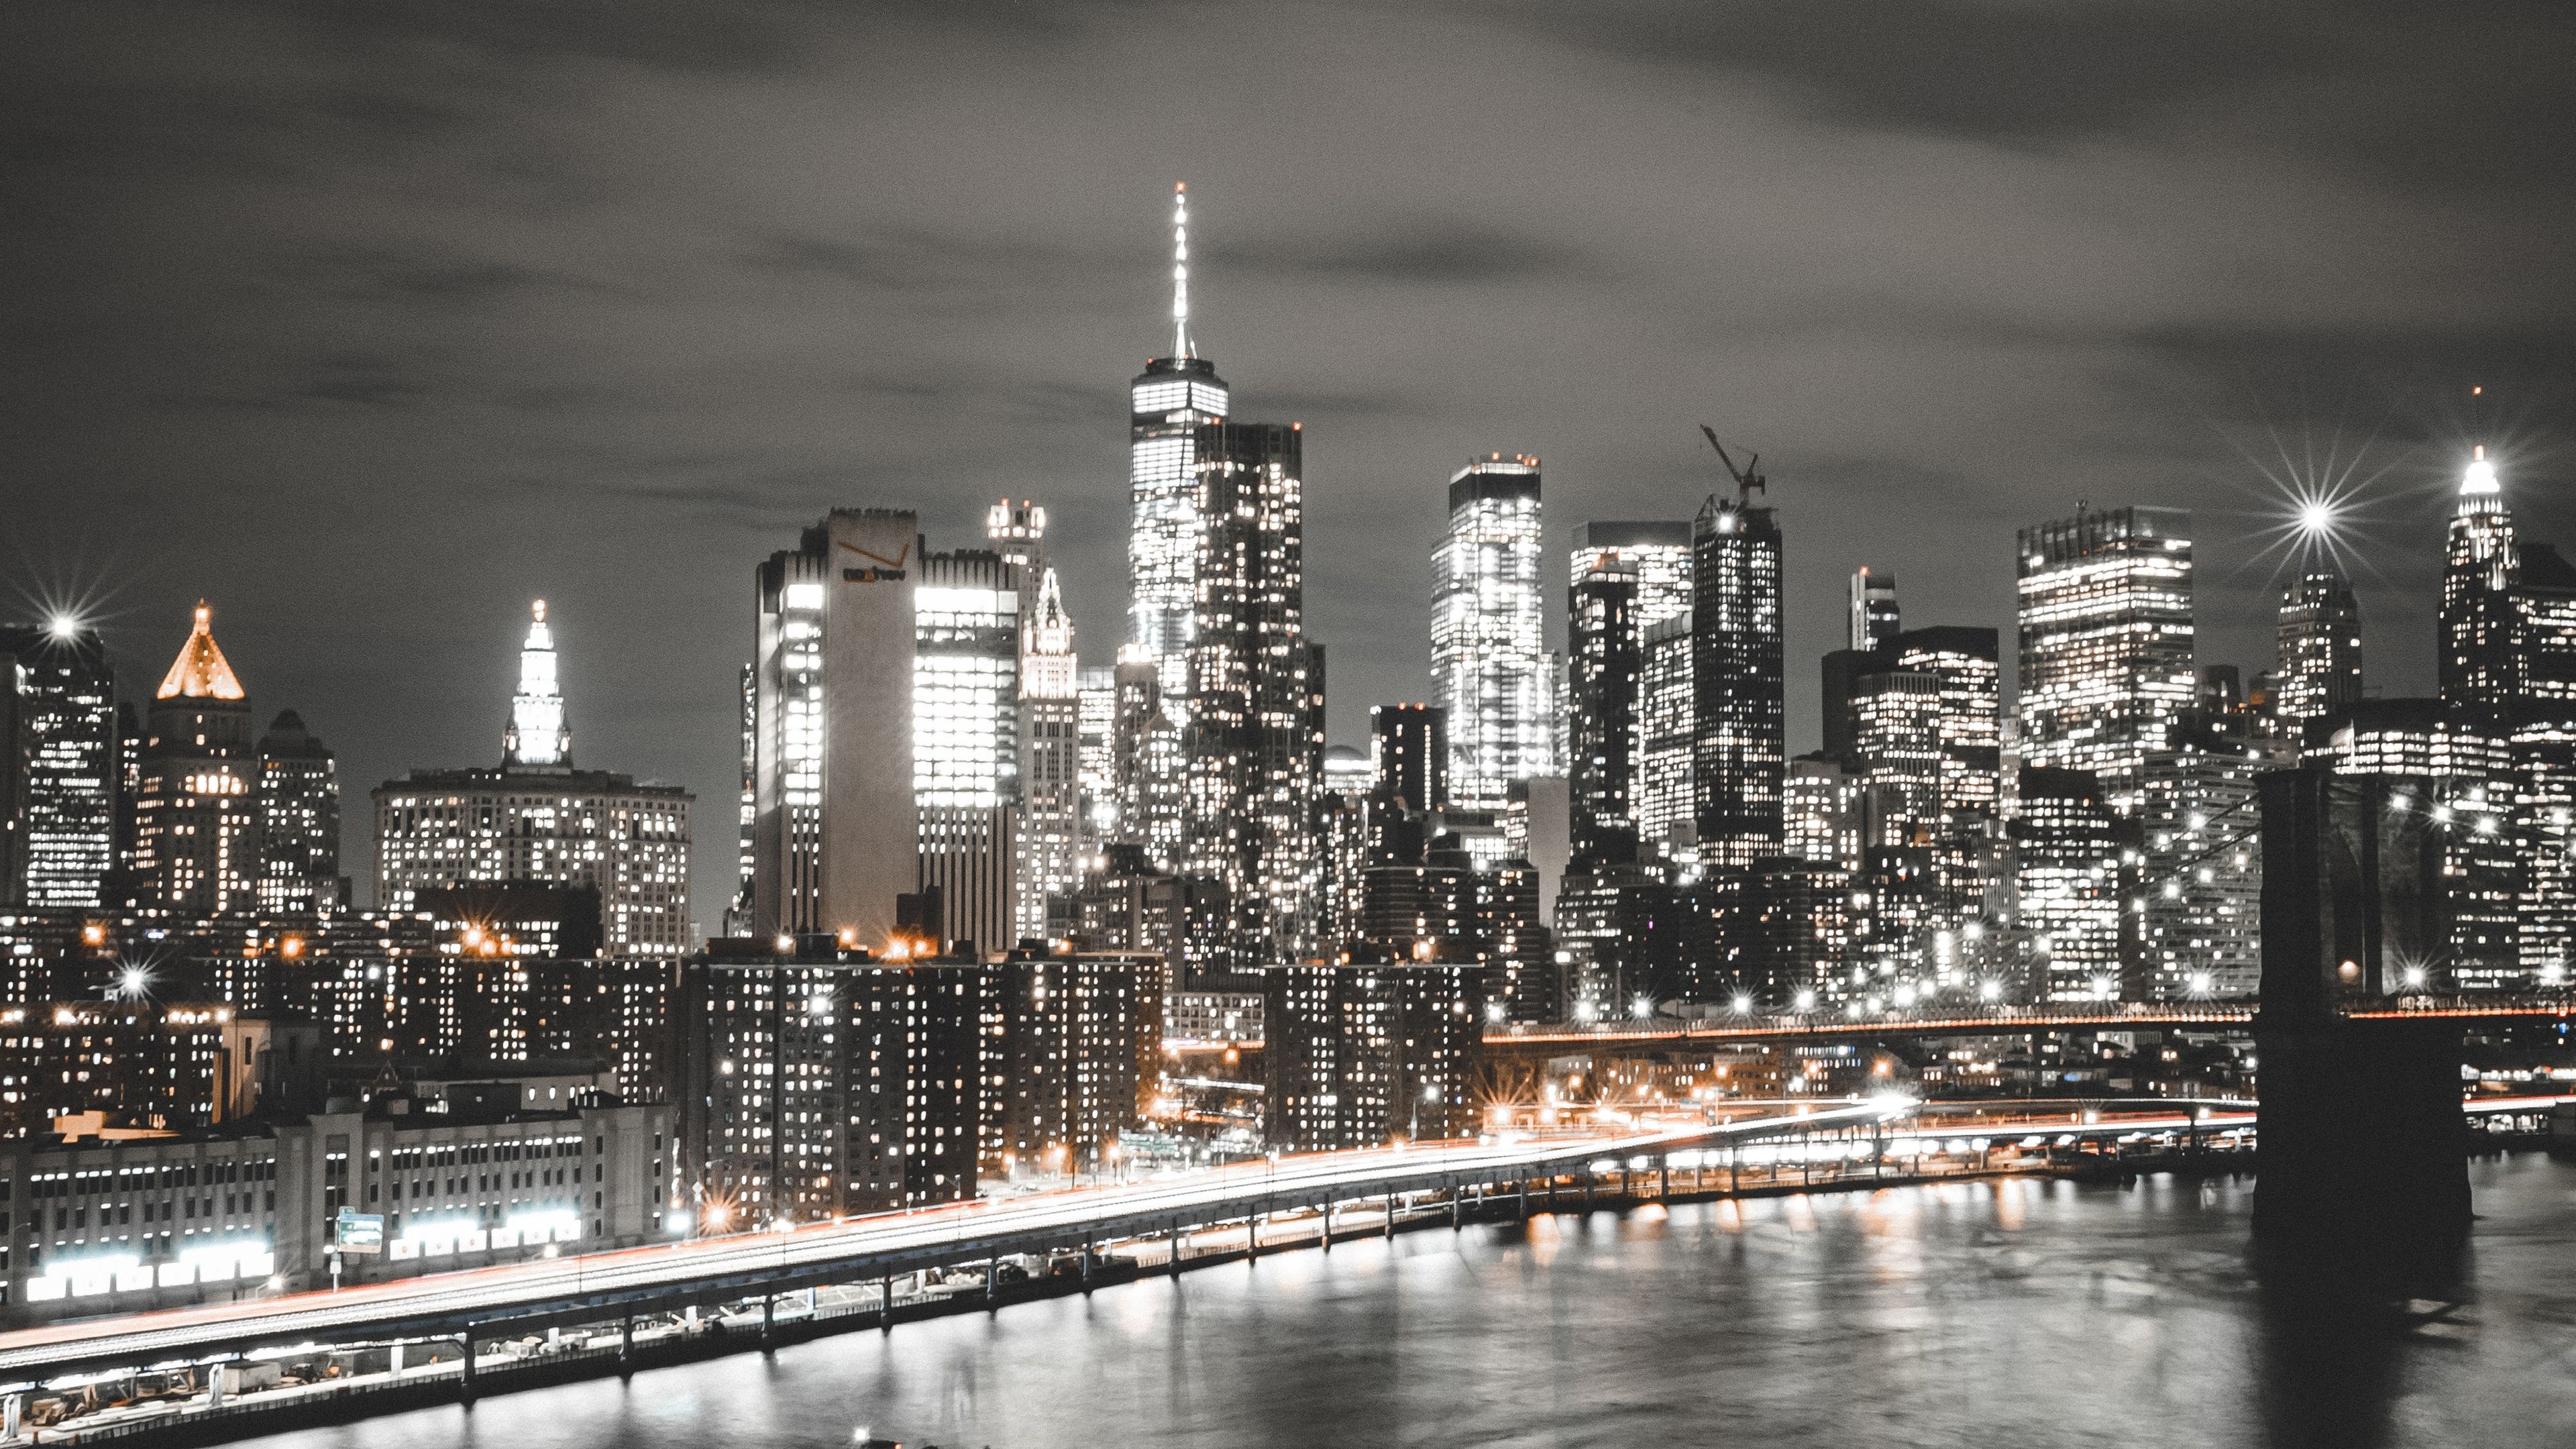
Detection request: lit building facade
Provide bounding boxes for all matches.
[915,549,1020,957]
[1849,567,1899,651]
[2316,698,2520,989]
[2010,766,2125,1002]
[1691,488,1784,868]
[1076,665,1118,839]
[1,1093,674,1318]
[2016,506,2194,812]
[375,602,691,958]
[502,600,571,769]
[131,604,258,917]
[2138,733,2274,1000]
[2442,446,2517,720]
[680,943,983,1224]
[1567,559,1638,865]
[1016,570,1082,943]
[1566,521,1691,868]
[1638,611,1696,861]
[1127,183,1232,694]
[254,710,344,914]
[1183,420,1320,969]
[1434,455,1556,808]
[1263,960,1487,1151]
[983,949,1156,1179]
[0,623,117,909]
[751,509,916,947]
[1852,670,1943,851]
[2275,570,2364,733]
[1783,753,1864,871]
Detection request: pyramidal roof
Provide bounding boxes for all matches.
[155,600,246,701]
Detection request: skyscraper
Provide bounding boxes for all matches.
[1128,183,1232,694]
[2423,446,2576,987]
[1888,626,2002,918]
[1434,454,1555,809]
[1851,670,1943,851]
[2442,446,2517,720]
[2010,765,2125,1002]
[0,621,117,908]
[1184,420,1318,967]
[1574,522,1693,625]
[2512,541,2576,985]
[1636,611,1695,861]
[2276,571,2364,734]
[1690,484,1784,868]
[2312,697,2518,989]
[751,510,916,945]
[915,547,1020,957]
[1109,643,1185,870]
[254,710,345,914]
[1075,663,1118,839]
[2137,726,2271,1000]
[1015,568,1081,943]
[1782,752,1863,871]
[1849,567,1899,651]
[2016,505,2194,812]
[131,602,258,916]
[378,601,692,957]
[1369,703,1446,816]
[1566,521,1691,869]
[1567,559,1637,865]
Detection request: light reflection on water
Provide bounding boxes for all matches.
[256,1155,2576,1449]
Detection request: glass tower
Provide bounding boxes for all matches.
[1183,421,1317,968]
[0,621,117,908]
[2275,571,2364,735]
[1127,183,1231,694]
[1434,453,1554,810]
[1567,521,1690,866]
[2015,505,2194,813]
[1690,490,1785,869]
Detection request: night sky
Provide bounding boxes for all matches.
[6,1,2573,926]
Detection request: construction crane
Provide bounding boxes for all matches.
[1700,423,1766,507]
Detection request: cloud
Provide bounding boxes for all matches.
[1216,223,1593,286]
[4,0,2572,926]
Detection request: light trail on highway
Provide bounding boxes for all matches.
[0,1103,1895,1381]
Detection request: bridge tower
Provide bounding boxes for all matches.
[2253,764,2470,1257]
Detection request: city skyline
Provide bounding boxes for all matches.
[7,4,2575,929]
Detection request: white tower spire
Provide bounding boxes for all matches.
[1171,181,1192,360]
[504,598,572,769]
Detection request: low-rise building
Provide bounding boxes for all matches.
[0,1089,672,1324]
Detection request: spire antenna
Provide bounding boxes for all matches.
[1171,180,1192,360]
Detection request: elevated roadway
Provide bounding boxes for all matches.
[0,1103,1893,1385]
[1477,996,2575,1061]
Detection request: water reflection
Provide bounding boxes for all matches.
[256,1155,2576,1449]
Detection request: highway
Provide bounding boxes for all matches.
[1477,996,2576,1055]
[6,1089,2564,1388]
[0,1102,1894,1384]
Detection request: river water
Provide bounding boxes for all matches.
[258,1154,2576,1449]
